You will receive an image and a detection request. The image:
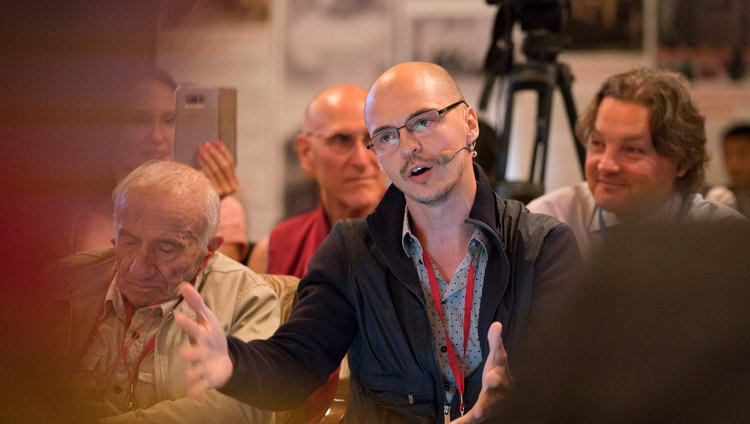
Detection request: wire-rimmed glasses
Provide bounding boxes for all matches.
[366,100,468,155]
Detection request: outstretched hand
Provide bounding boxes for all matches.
[197,140,238,198]
[451,322,513,423]
[174,282,234,398]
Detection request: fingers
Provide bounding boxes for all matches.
[488,323,511,374]
[487,322,503,350]
[181,339,223,398]
[197,140,238,197]
[457,322,513,423]
[179,282,209,323]
[176,282,223,347]
[450,411,481,423]
[180,344,206,398]
[187,374,211,399]
[180,343,218,398]
[177,282,224,341]
[174,311,201,344]
[183,352,203,384]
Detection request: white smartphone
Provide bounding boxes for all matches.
[174,86,237,168]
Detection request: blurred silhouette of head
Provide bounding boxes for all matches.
[721,123,750,188]
[497,221,750,423]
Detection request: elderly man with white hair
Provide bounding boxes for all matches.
[52,160,279,423]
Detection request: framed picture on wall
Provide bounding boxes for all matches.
[158,0,270,29]
[282,0,391,90]
[567,0,642,51]
[657,0,749,81]
[397,0,496,106]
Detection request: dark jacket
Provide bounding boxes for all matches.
[221,164,581,423]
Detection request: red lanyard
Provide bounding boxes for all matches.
[422,251,475,417]
[121,300,161,411]
[94,252,212,409]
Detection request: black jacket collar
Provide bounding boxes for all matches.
[366,162,501,260]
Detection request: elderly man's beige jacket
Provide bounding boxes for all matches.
[50,246,280,424]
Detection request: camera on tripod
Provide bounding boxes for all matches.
[484,0,570,72]
[480,0,585,203]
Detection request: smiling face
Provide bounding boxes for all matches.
[364,63,478,207]
[114,187,207,308]
[585,97,686,222]
[111,78,176,182]
[297,85,386,218]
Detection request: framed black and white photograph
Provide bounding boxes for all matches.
[158,0,270,30]
[657,0,749,81]
[398,0,496,105]
[567,0,642,51]
[282,0,391,91]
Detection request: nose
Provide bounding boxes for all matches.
[398,129,421,158]
[348,135,375,167]
[597,148,621,174]
[128,246,155,279]
[150,123,164,142]
[147,120,169,146]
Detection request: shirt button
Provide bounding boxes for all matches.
[440,346,447,353]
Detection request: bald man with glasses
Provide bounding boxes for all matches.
[248,84,386,278]
[177,63,581,423]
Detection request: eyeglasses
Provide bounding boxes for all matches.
[305,131,371,154]
[366,100,468,155]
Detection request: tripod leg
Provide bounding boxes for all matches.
[532,81,554,187]
[557,63,586,175]
[495,77,514,185]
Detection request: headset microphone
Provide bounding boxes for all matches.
[438,142,477,164]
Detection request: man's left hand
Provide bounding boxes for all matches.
[452,322,513,423]
[197,140,238,198]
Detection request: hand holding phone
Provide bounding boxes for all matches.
[175,87,237,170]
[197,140,238,198]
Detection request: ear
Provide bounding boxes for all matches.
[207,234,224,253]
[676,161,688,178]
[465,106,480,145]
[296,133,315,176]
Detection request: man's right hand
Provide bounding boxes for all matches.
[451,322,513,423]
[174,282,234,398]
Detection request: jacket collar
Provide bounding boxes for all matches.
[174,251,218,317]
[367,162,499,257]
[365,163,504,296]
[466,163,502,248]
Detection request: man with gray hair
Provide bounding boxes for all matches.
[51,160,279,423]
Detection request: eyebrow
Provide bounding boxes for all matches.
[590,130,649,143]
[117,229,190,246]
[118,229,137,239]
[370,107,439,136]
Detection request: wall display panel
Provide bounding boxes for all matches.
[568,0,643,51]
[657,0,749,81]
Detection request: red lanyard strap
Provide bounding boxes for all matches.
[121,300,160,410]
[422,251,474,416]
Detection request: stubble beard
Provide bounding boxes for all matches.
[403,156,466,207]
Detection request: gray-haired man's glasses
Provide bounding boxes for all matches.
[305,132,371,154]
